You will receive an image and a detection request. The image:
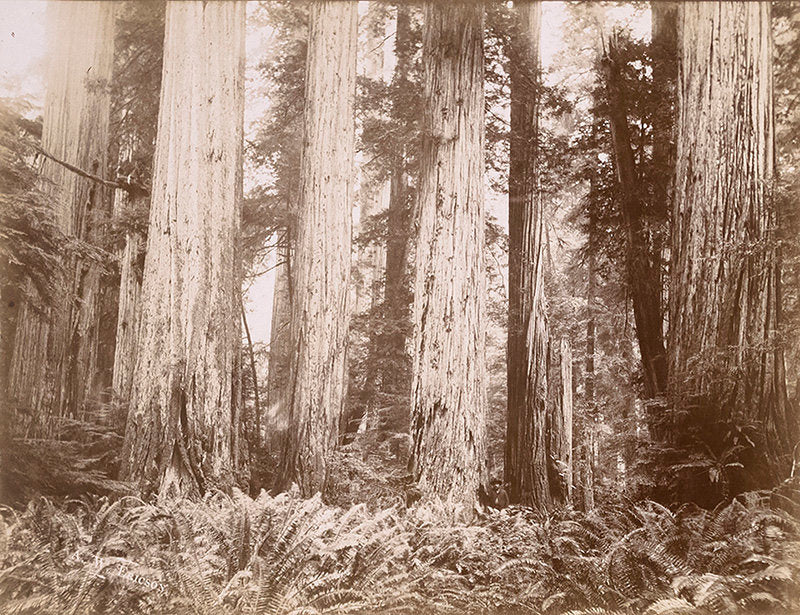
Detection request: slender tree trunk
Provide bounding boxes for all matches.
[547,338,573,505]
[266,238,292,435]
[278,1,357,496]
[111,188,144,402]
[379,2,415,421]
[409,2,487,513]
[650,1,677,222]
[109,2,164,410]
[342,4,391,442]
[601,42,668,400]
[241,299,261,447]
[582,434,595,510]
[8,2,115,434]
[120,0,245,498]
[353,2,390,319]
[583,242,597,510]
[670,2,797,490]
[560,338,574,501]
[505,0,551,510]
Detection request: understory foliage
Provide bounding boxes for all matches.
[1,484,799,615]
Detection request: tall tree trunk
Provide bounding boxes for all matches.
[353,2,390,319]
[650,1,677,220]
[505,0,551,510]
[601,41,668,400]
[109,1,164,408]
[8,2,115,434]
[342,4,391,442]
[583,241,597,510]
[548,338,573,505]
[278,1,357,496]
[670,2,797,490]
[379,2,415,422]
[582,432,596,510]
[111,189,144,402]
[266,237,292,435]
[409,2,486,512]
[120,0,245,498]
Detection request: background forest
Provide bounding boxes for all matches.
[1,1,799,614]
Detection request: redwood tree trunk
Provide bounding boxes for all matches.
[670,2,797,489]
[266,237,292,435]
[379,3,415,419]
[650,1,677,224]
[278,1,357,496]
[505,0,551,510]
[120,0,245,498]
[580,235,597,510]
[8,2,114,433]
[111,189,144,402]
[409,2,487,512]
[548,338,573,505]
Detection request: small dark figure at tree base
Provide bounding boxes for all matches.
[485,478,509,510]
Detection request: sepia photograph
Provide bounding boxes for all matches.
[0,0,799,613]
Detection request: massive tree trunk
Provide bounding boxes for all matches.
[278,1,357,496]
[504,0,551,510]
[409,2,487,512]
[120,0,245,498]
[8,2,115,434]
[601,41,668,400]
[670,2,797,490]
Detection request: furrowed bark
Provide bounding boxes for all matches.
[120,0,246,498]
[111,187,144,402]
[505,0,552,510]
[670,2,797,490]
[409,2,487,513]
[278,1,358,496]
[547,337,574,506]
[8,2,115,434]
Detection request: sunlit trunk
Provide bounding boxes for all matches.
[120,1,245,498]
[278,1,358,496]
[409,2,487,513]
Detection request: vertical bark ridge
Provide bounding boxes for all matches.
[9,2,115,434]
[409,2,487,513]
[505,1,552,510]
[120,0,246,498]
[670,2,796,488]
[279,1,358,496]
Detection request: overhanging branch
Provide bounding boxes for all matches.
[32,142,149,197]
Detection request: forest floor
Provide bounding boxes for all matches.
[1,481,799,615]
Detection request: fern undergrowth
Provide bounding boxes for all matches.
[1,485,798,615]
